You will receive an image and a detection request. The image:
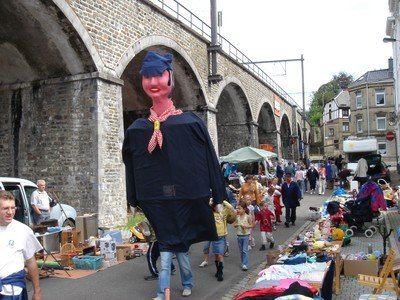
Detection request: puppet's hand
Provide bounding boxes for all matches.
[130,206,137,216]
[216,204,223,215]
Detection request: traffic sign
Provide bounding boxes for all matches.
[386,131,395,141]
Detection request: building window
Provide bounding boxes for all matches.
[375,89,385,106]
[378,142,387,155]
[329,109,332,119]
[329,128,334,136]
[356,92,362,109]
[342,109,349,117]
[334,139,339,149]
[357,118,363,132]
[342,122,349,132]
[376,117,386,131]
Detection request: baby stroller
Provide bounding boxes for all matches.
[344,180,386,237]
[327,180,386,238]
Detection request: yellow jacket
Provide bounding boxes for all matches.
[213,200,235,237]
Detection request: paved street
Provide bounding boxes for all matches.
[27,192,322,300]
[29,178,400,300]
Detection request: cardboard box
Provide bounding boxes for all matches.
[343,258,379,277]
[117,245,132,261]
[100,237,117,262]
[76,214,98,243]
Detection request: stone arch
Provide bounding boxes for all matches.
[53,0,105,73]
[116,35,209,101]
[0,0,98,84]
[297,123,302,141]
[120,42,208,131]
[257,101,278,153]
[215,78,253,156]
[280,114,292,160]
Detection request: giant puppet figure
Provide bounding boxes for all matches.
[122,51,226,298]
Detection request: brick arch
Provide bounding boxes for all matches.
[115,35,209,105]
[280,114,293,160]
[215,78,253,156]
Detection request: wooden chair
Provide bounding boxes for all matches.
[357,248,399,295]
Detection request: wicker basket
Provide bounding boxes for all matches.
[60,243,77,267]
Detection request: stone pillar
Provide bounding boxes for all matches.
[276,130,282,160]
[95,74,127,227]
[249,121,259,147]
[204,106,219,155]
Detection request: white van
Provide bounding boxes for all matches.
[0,177,77,227]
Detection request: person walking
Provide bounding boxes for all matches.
[318,164,327,195]
[284,161,296,177]
[139,217,175,281]
[281,173,301,228]
[233,201,254,271]
[269,178,283,223]
[306,164,319,194]
[0,191,43,300]
[295,166,306,198]
[354,157,369,186]
[255,200,275,250]
[276,162,284,185]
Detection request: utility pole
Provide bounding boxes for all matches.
[243,55,307,158]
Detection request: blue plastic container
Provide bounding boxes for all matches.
[72,256,103,270]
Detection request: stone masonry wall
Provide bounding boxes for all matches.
[95,80,127,227]
[0,89,13,175]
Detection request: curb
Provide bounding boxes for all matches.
[221,220,315,300]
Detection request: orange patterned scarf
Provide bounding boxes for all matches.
[147,104,182,153]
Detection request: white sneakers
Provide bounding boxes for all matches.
[182,289,192,297]
[242,265,248,271]
[198,261,208,267]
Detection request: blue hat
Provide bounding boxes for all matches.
[139,51,173,77]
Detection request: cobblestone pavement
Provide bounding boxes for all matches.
[222,185,400,299]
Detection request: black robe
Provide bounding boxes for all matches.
[122,112,227,252]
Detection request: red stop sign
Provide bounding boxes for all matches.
[386,131,395,141]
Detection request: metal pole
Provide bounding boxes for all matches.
[395,133,400,174]
[301,54,307,158]
[210,0,218,76]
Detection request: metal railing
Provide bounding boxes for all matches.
[147,0,298,107]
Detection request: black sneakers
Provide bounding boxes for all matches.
[269,242,275,249]
[144,275,158,281]
[284,222,290,228]
[259,245,266,251]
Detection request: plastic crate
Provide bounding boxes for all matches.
[72,256,103,270]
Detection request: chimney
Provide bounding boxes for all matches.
[388,57,393,78]
[389,57,393,71]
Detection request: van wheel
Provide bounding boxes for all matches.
[62,219,75,228]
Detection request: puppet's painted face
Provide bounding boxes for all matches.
[142,70,172,102]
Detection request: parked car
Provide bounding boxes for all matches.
[346,154,391,183]
[0,177,77,227]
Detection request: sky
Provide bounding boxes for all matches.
[176,0,393,109]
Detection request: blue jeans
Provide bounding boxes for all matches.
[237,235,249,267]
[297,180,305,197]
[157,251,193,299]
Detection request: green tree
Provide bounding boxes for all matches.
[308,72,353,126]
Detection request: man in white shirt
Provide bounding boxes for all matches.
[0,190,43,299]
[354,157,369,186]
[31,180,51,225]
